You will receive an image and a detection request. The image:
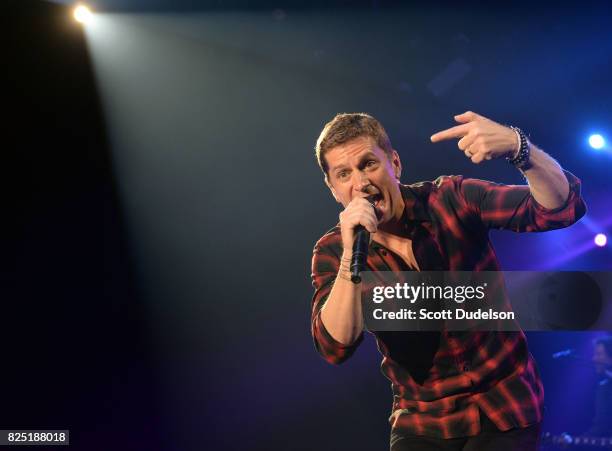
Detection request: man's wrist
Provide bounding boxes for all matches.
[508,127,521,159]
[506,126,532,169]
[338,252,355,282]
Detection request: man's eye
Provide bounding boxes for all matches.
[366,160,377,167]
[338,171,349,179]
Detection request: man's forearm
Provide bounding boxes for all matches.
[521,143,570,210]
[319,250,364,345]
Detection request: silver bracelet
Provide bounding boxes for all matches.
[506,126,531,169]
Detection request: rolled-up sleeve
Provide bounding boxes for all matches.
[458,169,587,232]
[311,238,364,365]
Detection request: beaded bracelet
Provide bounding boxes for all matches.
[506,126,531,170]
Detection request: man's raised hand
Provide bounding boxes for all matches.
[430,111,520,164]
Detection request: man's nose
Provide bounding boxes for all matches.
[353,172,371,194]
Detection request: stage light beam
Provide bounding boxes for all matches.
[73,5,92,24]
[589,134,605,150]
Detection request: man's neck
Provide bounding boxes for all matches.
[377,204,409,239]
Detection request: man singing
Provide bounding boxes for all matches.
[309,111,587,451]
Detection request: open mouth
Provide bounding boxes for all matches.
[371,193,383,207]
[367,192,384,219]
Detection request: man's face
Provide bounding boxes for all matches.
[592,343,612,375]
[324,136,404,224]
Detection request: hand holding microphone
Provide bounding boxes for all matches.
[338,188,381,284]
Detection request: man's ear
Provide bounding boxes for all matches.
[325,175,341,203]
[391,150,402,180]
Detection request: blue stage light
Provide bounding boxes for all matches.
[588,134,605,150]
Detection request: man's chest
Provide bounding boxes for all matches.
[373,234,421,271]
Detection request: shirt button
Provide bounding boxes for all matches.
[463,364,470,372]
[380,249,387,256]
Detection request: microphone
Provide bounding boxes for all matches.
[350,195,377,284]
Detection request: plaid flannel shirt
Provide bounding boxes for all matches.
[310,170,586,438]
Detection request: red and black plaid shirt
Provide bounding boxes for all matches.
[310,170,586,439]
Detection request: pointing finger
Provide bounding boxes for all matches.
[430,123,470,143]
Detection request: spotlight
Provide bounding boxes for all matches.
[594,233,607,247]
[73,4,92,24]
[588,134,605,150]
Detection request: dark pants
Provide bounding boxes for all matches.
[390,410,541,451]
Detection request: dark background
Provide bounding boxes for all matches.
[4,1,612,450]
